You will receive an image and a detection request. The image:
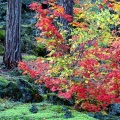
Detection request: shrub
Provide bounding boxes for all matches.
[18,0,120,112]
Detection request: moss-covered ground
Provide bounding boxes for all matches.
[0,99,96,120]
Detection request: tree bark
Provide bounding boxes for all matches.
[60,0,73,42]
[3,0,22,69]
[60,0,73,27]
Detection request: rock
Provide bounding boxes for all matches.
[62,107,68,112]
[38,84,49,95]
[17,78,43,102]
[29,104,38,113]
[94,112,104,119]
[64,110,72,119]
[0,77,43,102]
[108,103,120,116]
[47,92,75,106]
[6,82,18,99]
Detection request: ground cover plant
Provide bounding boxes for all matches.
[0,99,96,120]
[18,0,120,114]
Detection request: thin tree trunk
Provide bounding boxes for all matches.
[59,0,73,43]
[60,0,73,27]
[3,0,22,69]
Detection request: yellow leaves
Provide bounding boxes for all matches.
[71,21,89,29]
[22,70,28,75]
[49,66,59,74]
[80,13,85,18]
[101,111,108,116]
[113,2,120,12]
[35,37,46,43]
[47,50,55,57]
[47,39,56,43]
[85,80,89,84]
[46,57,54,62]
[56,5,65,14]
[113,14,119,21]
[109,0,115,2]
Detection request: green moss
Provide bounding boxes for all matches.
[22,54,37,61]
[0,76,9,88]
[0,45,4,55]
[0,29,5,40]
[0,102,96,120]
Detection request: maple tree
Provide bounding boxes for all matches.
[18,0,120,112]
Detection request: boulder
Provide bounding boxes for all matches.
[0,76,43,102]
[108,103,120,116]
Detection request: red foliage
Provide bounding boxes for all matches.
[18,1,120,112]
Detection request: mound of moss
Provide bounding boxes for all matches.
[0,101,96,120]
[0,76,42,102]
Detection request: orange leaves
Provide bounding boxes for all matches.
[35,37,46,44]
[113,2,120,12]
[73,8,84,15]
[71,21,89,29]
[53,6,65,17]
[55,5,65,14]
[71,21,81,27]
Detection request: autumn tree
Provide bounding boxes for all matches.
[3,0,22,69]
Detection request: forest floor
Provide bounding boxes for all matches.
[0,55,120,120]
[0,55,97,120]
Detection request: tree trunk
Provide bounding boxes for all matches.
[60,0,73,42]
[3,0,22,69]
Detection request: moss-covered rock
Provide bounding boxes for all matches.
[0,77,43,102]
[0,102,97,120]
[17,78,43,102]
